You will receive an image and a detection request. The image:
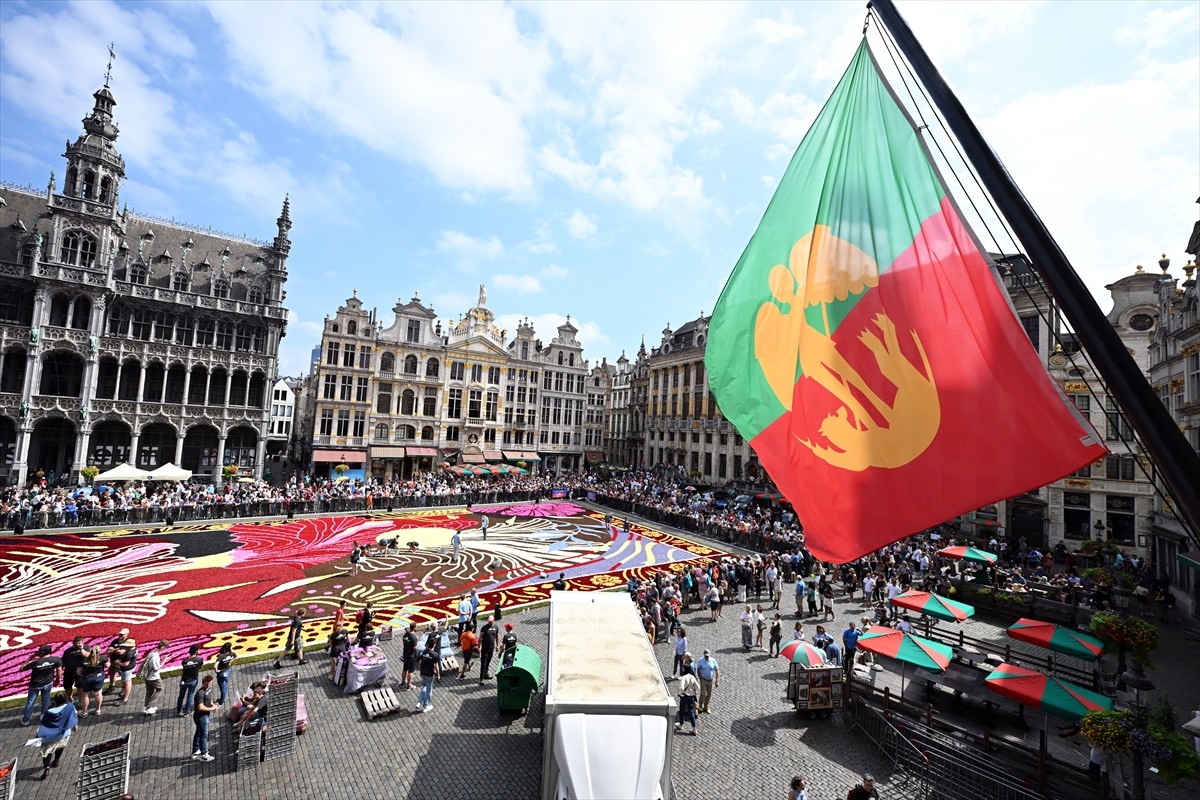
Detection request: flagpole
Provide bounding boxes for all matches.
[868,0,1200,546]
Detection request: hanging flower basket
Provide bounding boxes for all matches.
[334,463,350,475]
[1089,613,1158,661]
[222,464,239,477]
[1081,709,1200,784]
[80,465,100,482]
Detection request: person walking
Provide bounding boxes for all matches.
[176,644,204,716]
[415,639,440,713]
[60,637,85,705]
[459,624,478,679]
[769,613,783,657]
[842,622,861,675]
[20,645,62,727]
[671,626,688,679]
[401,622,419,690]
[675,664,699,735]
[112,636,138,705]
[740,605,754,650]
[213,643,236,706]
[451,529,462,562]
[457,595,472,636]
[847,774,879,799]
[141,640,166,716]
[787,775,809,800]
[478,616,499,683]
[480,513,489,540]
[35,691,77,781]
[78,646,108,717]
[276,608,307,667]
[190,674,218,762]
[754,604,766,650]
[695,649,720,714]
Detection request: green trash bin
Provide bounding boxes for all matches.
[496,644,542,712]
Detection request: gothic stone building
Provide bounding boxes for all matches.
[0,80,290,484]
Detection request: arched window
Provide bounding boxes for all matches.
[49,294,71,327]
[347,320,358,335]
[404,425,416,440]
[426,358,440,378]
[61,232,98,267]
[375,423,389,440]
[212,279,229,299]
[71,297,91,330]
[129,263,147,285]
[331,323,339,333]
[99,176,112,203]
[569,353,575,366]
[65,167,78,197]
[557,352,564,365]
[172,272,189,292]
[421,426,434,442]
[404,355,418,375]
[380,353,395,374]
[216,321,234,350]
[39,351,85,397]
[0,347,27,394]
[248,286,264,304]
[521,342,529,360]
[394,426,406,441]
[82,170,96,199]
[401,389,416,415]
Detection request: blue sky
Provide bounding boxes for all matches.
[1,1,1196,377]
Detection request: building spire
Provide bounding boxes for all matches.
[273,195,292,255]
[103,43,116,88]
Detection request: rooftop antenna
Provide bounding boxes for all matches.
[103,43,116,88]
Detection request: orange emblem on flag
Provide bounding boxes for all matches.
[754,226,940,472]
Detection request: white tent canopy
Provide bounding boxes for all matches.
[147,462,192,481]
[95,462,152,482]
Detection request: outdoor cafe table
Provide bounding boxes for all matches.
[344,645,388,694]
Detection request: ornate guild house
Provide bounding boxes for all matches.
[0,73,290,485]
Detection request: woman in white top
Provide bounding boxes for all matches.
[740,606,754,650]
[672,627,688,679]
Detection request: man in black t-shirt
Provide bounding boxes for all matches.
[191,674,218,761]
[20,645,62,725]
[176,644,205,716]
[478,616,499,684]
[60,637,86,703]
[400,623,419,690]
[415,641,440,712]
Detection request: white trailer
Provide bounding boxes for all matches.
[540,591,676,800]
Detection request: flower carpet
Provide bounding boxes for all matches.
[0,503,727,702]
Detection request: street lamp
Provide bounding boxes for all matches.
[1120,660,1156,800]
[1093,519,1106,542]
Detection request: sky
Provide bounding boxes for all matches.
[1,0,1196,378]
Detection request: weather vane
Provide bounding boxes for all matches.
[103,43,116,88]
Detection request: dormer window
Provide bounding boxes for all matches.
[19,245,34,267]
[213,279,229,299]
[172,272,189,292]
[521,342,529,360]
[248,286,264,304]
[61,231,98,267]
[406,319,420,343]
[129,263,147,284]
[348,320,358,335]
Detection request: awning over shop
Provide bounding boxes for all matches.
[312,451,366,463]
[503,451,541,461]
[1177,551,1200,571]
[371,446,407,459]
[461,453,485,464]
[483,450,504,461]
[585,451,604,462]
[406,446,438,458]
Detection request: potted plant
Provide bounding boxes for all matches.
[80,465,100,483]
[1090,612,1158,673]
[1081,708,1200,784]
[334,463,349,476]
[222,464,239,478]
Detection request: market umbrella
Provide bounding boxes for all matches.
[779,641,826,667]
[937,545,998,565]
[1006,618,1104,662]
[890,590,975,623]
[856,626,954,697]
[983,662,1113,721]
[755,491,783,501]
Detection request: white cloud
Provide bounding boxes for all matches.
[436,230,504,271]
[492,273,544,294]
[894,1,1042,64]
[565,209,597,240]
[751,11,806,46]
[206,1,552,195]
[541,263,569,279]
[1114,5,1198,46]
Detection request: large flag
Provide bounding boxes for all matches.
[706,41,1105,563]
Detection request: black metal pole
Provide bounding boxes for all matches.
[869,0,1200,546]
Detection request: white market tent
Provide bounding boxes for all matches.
[95,462,152,481]
[147,462,192,481]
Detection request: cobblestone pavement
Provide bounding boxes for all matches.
[4,510,1195,800]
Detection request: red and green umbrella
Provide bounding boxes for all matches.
[780,641,826,667]
[984,662,1113,721]
[1006,618,1104,662]
[937,545,998,565]
[890,590,975,623]
[856,626,954,672]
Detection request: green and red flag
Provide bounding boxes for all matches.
[1007,618,1104,662]
[706,41,1105,563]
[984,662,1113,721]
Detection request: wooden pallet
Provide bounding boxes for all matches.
[360,687,402,721]
[439,656,460,675]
